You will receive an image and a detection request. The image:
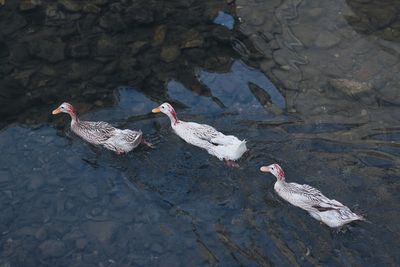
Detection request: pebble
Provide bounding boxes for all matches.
[83,221,119,243]
[75,238,88,250]
[153,25,167,46]
[329,78,373,95]
[39,240,66,258]
[314,31,341,48]
[82,183,98,199]
[160,46,180,63]
[35,227,48,241]
[0,170,12,183]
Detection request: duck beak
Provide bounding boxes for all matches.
[260,166,270,173]
[152,106,161,113]
[52,107,62,115]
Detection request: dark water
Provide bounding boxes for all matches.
[1,0,400,266]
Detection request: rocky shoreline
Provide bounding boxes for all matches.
[0,0,238,127]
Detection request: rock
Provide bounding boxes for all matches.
[0,13,27,36]
[83,221,119,243]
[124,5,154,25]
[20,0,41,11]
[129,41,149,55]
[75,238,87,250]
[0,170,13,183]
[83,3,101,13]
[329,78,373,96]
[308,7,323,18]
[29,38,65,63]
[314,31,341,48]
[160,46,180,62]
[99,13,126,32]
[58,0,82,12]
[12,69,35,87]
[96,36,119,56]
[35,227,47,241]
[39,240,66,258]
[153,25,167,46]
[67,40,89,58]
[28,175,44,190]
[181,30,204,48]
[0,0,4,6]
[212,26,232,43]
[81,183,98,199]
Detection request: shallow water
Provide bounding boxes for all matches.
[1,0,400,266]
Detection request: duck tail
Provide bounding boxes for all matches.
[230,140,247,161]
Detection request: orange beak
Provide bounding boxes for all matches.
[152,107,161,113]
[260,166,270,173]
[52,107,62,115]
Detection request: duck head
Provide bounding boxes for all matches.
[152,102,179,124]
[52,102,78,121]
[260,163,286,181]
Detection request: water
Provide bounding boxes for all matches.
[1,0,400,266]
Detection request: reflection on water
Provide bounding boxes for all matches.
[0,0,400,266]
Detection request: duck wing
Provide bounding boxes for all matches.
[288,183,344,209]
[184,122,240,146]
[75,121,117,143]
[184,122,221,143]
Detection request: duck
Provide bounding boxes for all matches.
[152,102,247,167]
[260,163,364,228]
[52,102,153,154]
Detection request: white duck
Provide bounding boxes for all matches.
[52,102,153,154]
[152,102,247,167]
[260,163,364,228]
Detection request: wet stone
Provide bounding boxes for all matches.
[160,46,180,63]
[75,238,88,250]
[67,40,90,58]
[39,240,66,258]
[329,78,373,96]
[83,3,101,13]
[0,170,12,183]
[28,175,44,190]
[96,36,119,56]
[28,38,65,63]
[35,227,47,241]
[58,0,82,12]
[83,221,119,243]
[153,25,167,46]
[82,183,98,199]
[181,30,204,48]
[20,0,41,11]
[314,31,341,48]
[129,41,149,55]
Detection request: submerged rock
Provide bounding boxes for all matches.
[19,0,41,11]
[39,240,66,258]
[153,25,167,46]
[83,221,119,243]
[181,30,204,49]
[329,78,373,95]
[28,38,65,63]
[160,45,180,62]
[314,31,341,48]
[58,0,82,12]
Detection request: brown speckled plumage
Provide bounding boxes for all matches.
[53,102,143,154]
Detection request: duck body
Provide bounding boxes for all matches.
[262,164,364,228]
[71,120,142,154]
[172,121,247,161]
[152,103,247,164]
[53,102,145,154]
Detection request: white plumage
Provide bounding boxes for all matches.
[260,164,364,228]
[152,103,247,166]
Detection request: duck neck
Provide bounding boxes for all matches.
[276,176,286,183]
[69,111,79,124]
[167,110,180,125]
